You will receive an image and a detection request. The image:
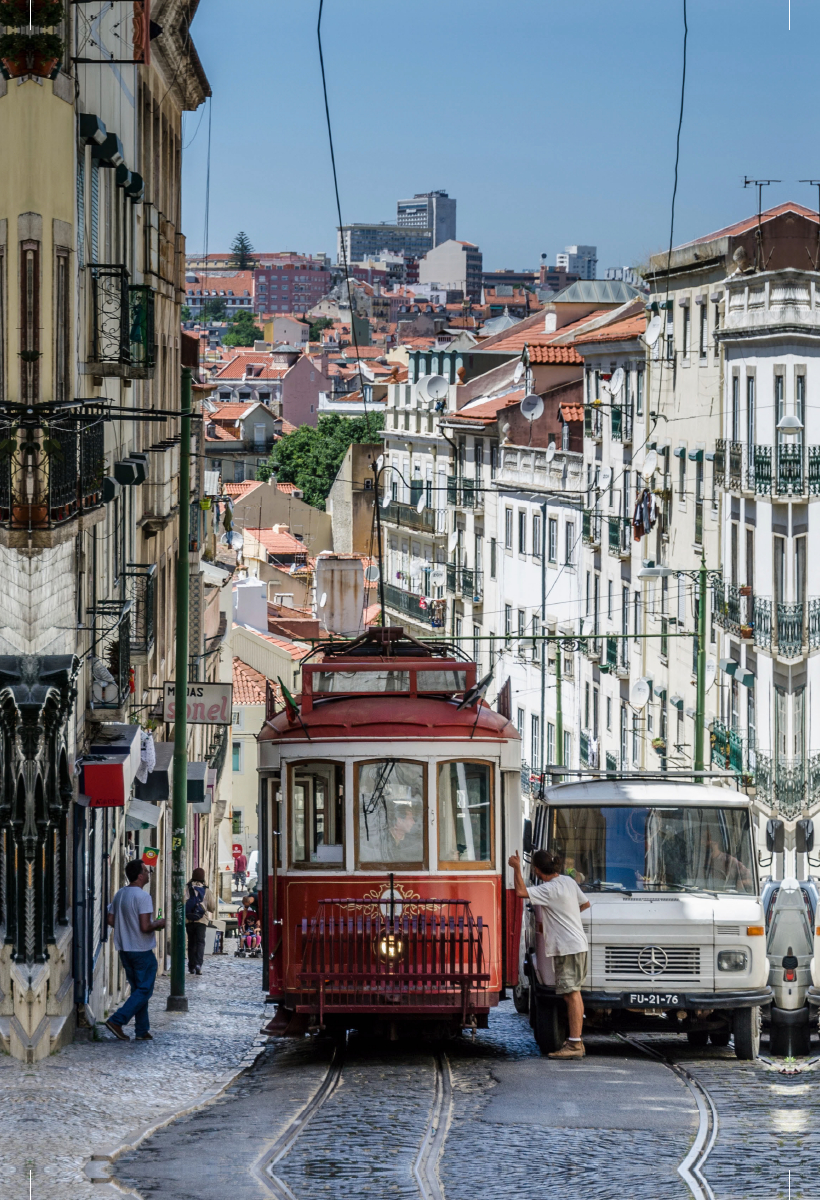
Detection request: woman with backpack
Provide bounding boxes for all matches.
[185,867,216,975]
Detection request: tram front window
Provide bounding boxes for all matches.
[291,762,344,866]
[438,761,493,865]
[357,760,425,867]
[546,806,755,894]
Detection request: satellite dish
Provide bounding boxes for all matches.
[319,592,327,609]
[599,465,612,491]
[630,678,651,711]
[545,442,556,463]
[381,489,392,508]
[220,530,244,551]
[364,564,380,583]
[376,454,384,471]
[416,493,426,513]
[609,367,625,395]
[642,450,658,479]
[520,394,544,422]
[644,315,662,347]
[447,531,458,554]
[513,361,525,384]
[425,374,449,401]
[705,657,717,692]
[431,567,446,585]
[502,422,511,434]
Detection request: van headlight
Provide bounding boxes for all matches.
[717,950,748,972]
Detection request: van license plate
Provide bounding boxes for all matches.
[624,992,681,1007]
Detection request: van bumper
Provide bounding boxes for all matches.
[770,1004,810,1027]
[533,984,773,1010]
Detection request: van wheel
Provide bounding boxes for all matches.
[513,981,530,1015]
[709,1028,731,1047]
[769,1022,789,1057]
[790,1021,811,1057]
[686,1030,709,1048]
[733,1007,761,1060]
[533,994,567,1055]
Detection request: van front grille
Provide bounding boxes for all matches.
[604,945,701,980]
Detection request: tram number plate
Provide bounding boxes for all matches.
[623,991,681,1007]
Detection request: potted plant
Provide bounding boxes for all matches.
[740,624,754,639]
[651,736,667,754]
[0,1,64,79]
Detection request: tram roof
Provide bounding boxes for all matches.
[542,779,751,807]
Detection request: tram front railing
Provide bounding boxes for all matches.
[296,898,490,1021]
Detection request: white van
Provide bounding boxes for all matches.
[523,780,772,1060]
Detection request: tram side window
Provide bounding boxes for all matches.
[438,761,493,867]
[356,760,425,867]
[291,762,344,866]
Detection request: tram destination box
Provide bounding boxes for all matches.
[163,682,233,724]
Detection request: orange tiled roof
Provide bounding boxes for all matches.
[559,402,584,422]
[224,480,263,498]
[683,202,818,249]
[232,657,268,705]
[574,312,646,345]
[280,419,297,434]
[232,623,309,661]
[245,527,308,556]
[206,424,240,442]
[526,344,584,364]
[208,403,262,419]
[448,391,524,422]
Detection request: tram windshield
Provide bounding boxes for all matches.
[546,806,755,895]
[438,762,492,865]
[357,760,425,866]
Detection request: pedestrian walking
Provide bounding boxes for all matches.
[185,866,217,975]
[105,858,165,1042]
[233,849,247,891]
[509,848,590,1059]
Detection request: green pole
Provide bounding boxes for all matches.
[167,366,191,1013]
[694,559,707,774]
[555,644,563,770]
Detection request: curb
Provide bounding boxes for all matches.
[82,1036,269,1187]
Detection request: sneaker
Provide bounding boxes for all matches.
[548,1040,585,1059]
[195,967,202,975]
[134,1032,154,1041]
[105,1020,130,1042]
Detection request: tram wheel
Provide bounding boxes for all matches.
[733,1006,761,1060]
[513,981,530,1015]
[686,1030,709,1048]
[533,995,567,1056]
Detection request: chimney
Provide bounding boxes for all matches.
[544,310,557,333]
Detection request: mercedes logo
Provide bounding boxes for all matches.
[638,945,669,976]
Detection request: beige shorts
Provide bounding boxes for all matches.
[554,951,588,995]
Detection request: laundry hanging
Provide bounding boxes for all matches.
[632,488,659,541]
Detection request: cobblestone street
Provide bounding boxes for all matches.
[1,956,266,1200]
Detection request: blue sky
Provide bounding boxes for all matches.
[182,0,814,272]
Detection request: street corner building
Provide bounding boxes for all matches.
[0,2,218,1062]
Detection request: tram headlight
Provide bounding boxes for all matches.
[377,932,404,962]
[717,950,748,972]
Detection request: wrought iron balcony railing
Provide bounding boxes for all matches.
[777,602,804,657]
[444,565,482,601]
[124,564,157,658]
[0,415,105,530]
[381,499,445,534]
[88,599,132,711]
[582,508,601,547]
[89,265,156,375]
[608,516,631,558]
[754,596,772,649]
[445,476,483,510]
[711,719,744,775]
[383,583,445,627]
[753,444,820,497]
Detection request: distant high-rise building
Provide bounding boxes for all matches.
[337,223,433,265]
[555,244,597,280]
[396,190,456,247]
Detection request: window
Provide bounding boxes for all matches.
[699,303,707,358]
[565,522,575,566]
[547,722,556,766]
[232,709,243,728]
[585,571,591,616]
[438,761,492,866]
[517,608,526,638]
[490,444,498,478]
[678,451,686,503]
[584,682,590,729]
[531,614,540,663]
[636,370,643,417]
[473,625,481,670]
[531,715,540,771]
[748,374,756,448]
[681,304,690,357]
[534,513,544,558]
[632,714,640,763]
[292,761,345,866]
[357,760,424,867]
[547,518,557,562]
[516,707,525,738]
[504,508,513,550]
[621,704,629,765]
[490,537,497,578]
[54,248,70,405]
[518,510,527,554]
[232,742,243,772]
[505,604,512,637]
[231,809,243,836]
[563,730,571,767]
[607,579,613,621]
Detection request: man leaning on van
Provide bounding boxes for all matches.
[509,849,590,1059]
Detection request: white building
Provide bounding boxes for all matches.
[556,245,598,281]
[418,239,483,301]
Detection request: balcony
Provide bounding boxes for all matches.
[89,265,156,378]
[777,602,804,657]
[584,407,602,441]
[608,516,631,558]
[0,417,105,536]
[444,564,483,601]
[754,597,772,649]
[582,508,601,548]
[610,402,633,444]
[88,599,132,712]
[446,476,483,510]
[711,719,744,775]
[382,499,445,535]
[383,583,446,627]
[713,581,753,639]
[124,564,157,659]
[753,444,820,497]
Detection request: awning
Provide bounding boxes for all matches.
[125,799,161,830]
[135,741,173,802]
[670,694,684,710]
[187,760,208,804]
[719,658,739,676]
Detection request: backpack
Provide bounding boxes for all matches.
[185,883,206,922]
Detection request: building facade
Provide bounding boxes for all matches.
[396,190,456,247]
[418,240,483,302]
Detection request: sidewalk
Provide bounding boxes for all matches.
[0,954,266,1200]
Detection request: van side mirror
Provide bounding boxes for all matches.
[766,818,785,854]
[797,818,815,855]
[522,818,533,856]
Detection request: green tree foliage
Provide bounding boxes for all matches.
[180,304,192,322]
[200,297,226,322]
[223,309,263,348]
[257,413,384,510]
[230,231,256,270]
[309,315,334,342]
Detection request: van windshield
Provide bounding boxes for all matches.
[547,806,755,895]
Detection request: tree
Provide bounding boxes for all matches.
[309,315,334,342]
[223,309,263,348]
[200,297,226,322]
[230,231,256,271]
[258,413,384,509]
[180,304,192,322]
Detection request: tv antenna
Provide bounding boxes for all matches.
[799,179,820,268]
[743,177,780,269]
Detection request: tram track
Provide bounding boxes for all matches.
[619,1035,718,1200]
[256,1040,453,1200]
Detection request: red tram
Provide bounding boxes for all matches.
[257,628,523,1036]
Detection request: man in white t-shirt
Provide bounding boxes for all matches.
[509,848,590,1059]
[105,859,166,1041]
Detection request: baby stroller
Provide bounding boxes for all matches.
[234,915,262,958]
